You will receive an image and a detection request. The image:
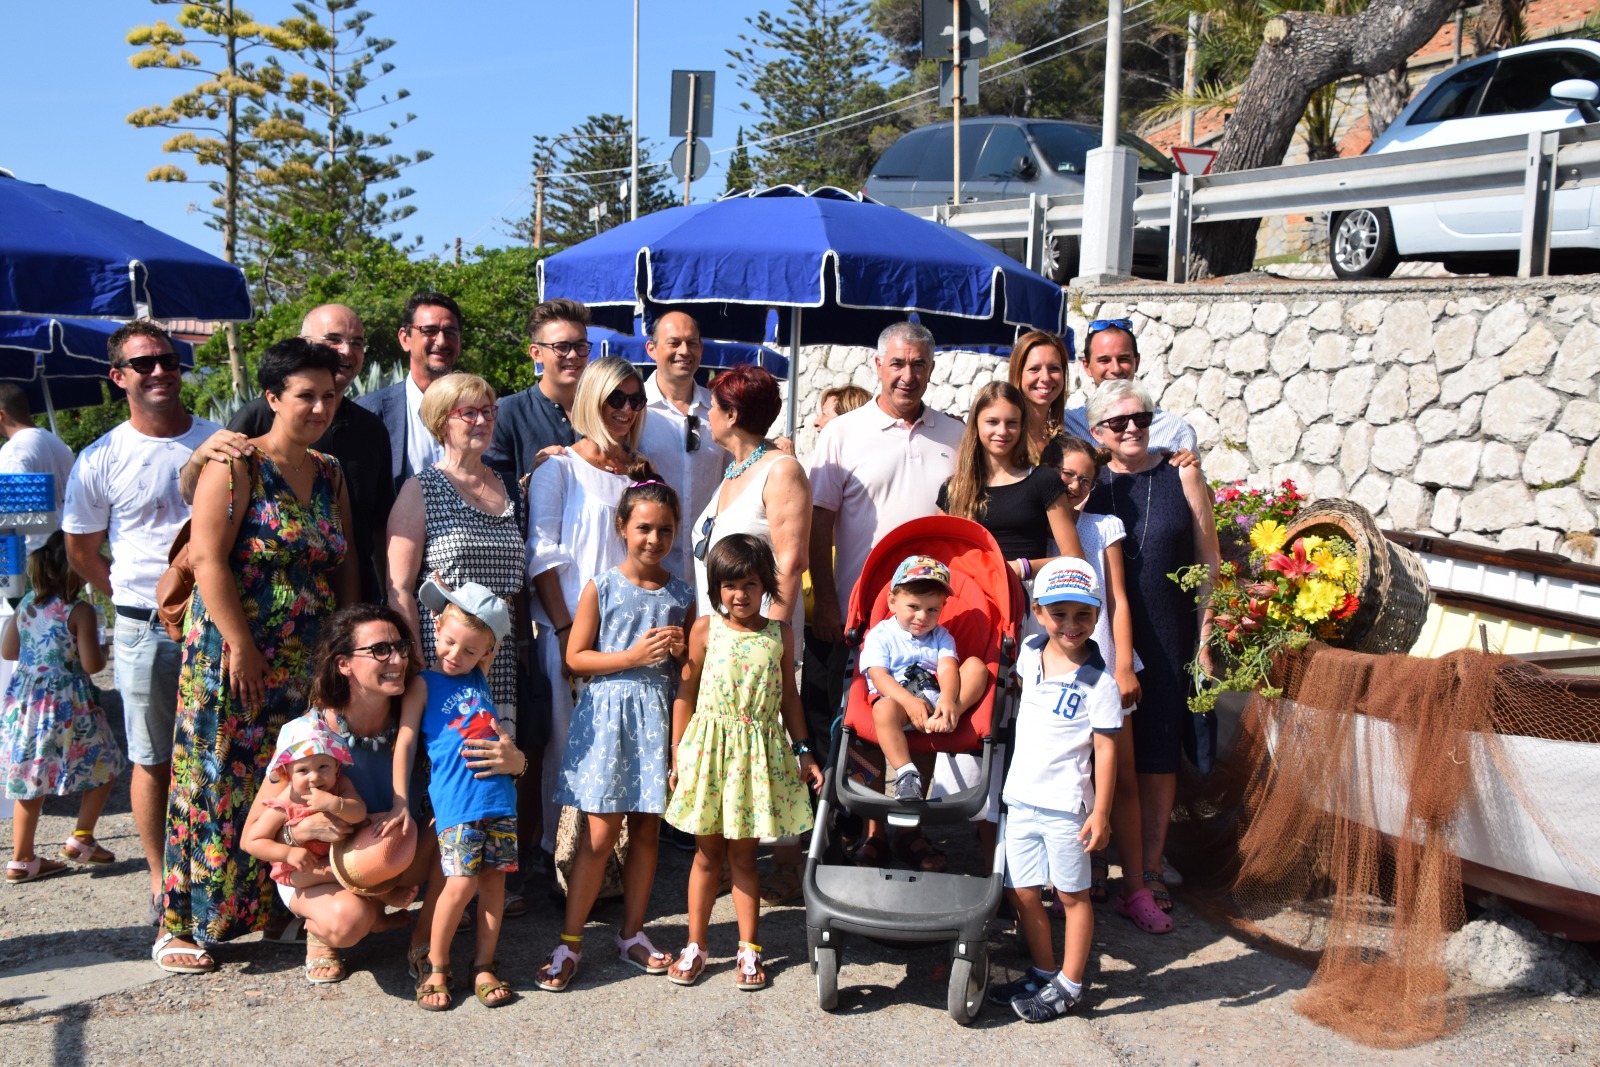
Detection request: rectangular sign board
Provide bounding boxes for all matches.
[670,70,716,138]
[922,0,990,60]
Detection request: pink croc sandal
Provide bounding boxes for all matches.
[1117,888,1173,934]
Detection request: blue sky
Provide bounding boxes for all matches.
[2,1,784,259]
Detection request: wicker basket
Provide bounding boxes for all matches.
[1282,499,1432,654]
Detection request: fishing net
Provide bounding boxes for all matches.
[1230,644,1600,1047]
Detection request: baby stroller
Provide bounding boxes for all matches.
[803,516,1024,1023]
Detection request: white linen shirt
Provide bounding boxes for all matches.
[404,374,444,481]
[525,452,630,626]
[807,399,964,611]
[636,374,727,585]
[0,427,76,553]
[61,417,220,609]
[1001,634,1123,816]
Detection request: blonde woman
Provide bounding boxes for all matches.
[526,356,658,855]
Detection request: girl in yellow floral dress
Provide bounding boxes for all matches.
[663,533,822,990]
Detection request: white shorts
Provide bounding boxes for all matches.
[1003,801,1089,893]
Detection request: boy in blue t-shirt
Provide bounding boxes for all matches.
[385,578,519,1010]
[995,557,1122,1022]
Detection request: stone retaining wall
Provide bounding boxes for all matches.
[787,276,1600,560]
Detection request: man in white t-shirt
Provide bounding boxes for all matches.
[637,311,728,585]
[1062,319,1197,452]
[61,322,223,949]
[0,383,75,555]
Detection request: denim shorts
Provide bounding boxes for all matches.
[437,816,519,877]
[113,612,183,766]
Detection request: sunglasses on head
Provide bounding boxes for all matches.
[351,639,413,661]
[114,353,182,375]
[1086,318,1133,336]
[692,515,715,561]
[604,388,647,411]
[1094,411,1155,434]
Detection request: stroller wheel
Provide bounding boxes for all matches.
[946,942,989,1025]
[815,946,840,1011]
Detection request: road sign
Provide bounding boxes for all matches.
[670,71,716,138]
[671,139,711,182]
[922,0,990,60]
[938,61,977,108]
[1171,145,1218,176]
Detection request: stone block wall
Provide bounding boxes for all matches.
[787,276,1600,559]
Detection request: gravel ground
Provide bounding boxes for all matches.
[2,680,1595,1064]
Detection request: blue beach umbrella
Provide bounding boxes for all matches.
[0,173,252,322]
[0,315,195,421]
[539,185,1068,436]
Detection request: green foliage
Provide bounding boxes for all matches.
[728,0,890,189]
[50,387,129,453]
[513,116,675,249]
[723,127,758,195]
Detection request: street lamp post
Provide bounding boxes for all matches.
[1072,0,1138,286]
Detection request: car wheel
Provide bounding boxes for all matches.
[1329,208,1399,279]
[1041,235,1078,283]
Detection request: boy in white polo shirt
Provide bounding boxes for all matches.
[997,556,1121,1022]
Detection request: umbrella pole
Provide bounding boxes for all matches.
[40,375,59,436]
[786,308,802,442]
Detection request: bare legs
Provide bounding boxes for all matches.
[685,835,760,947]
[129,762,169,901]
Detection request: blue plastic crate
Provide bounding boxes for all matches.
[0,533,24,576]
[0,473,54,515]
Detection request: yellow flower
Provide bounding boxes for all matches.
[1309,547,1354,587]
[1249,519,1288,556]
[1298,534,1327,556]
[1293,578,1344,623]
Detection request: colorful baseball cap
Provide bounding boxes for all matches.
[420,576,512,642]
[891,554,953,592]
[269,714,354,783]
[1034,556,1102,607]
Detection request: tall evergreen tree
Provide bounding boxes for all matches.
[513,115,674,249]
[127,0,311,393]
[723,127,758,196]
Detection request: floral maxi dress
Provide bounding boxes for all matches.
[665,617,812,840]
[0,593,124,800]
[162,454,346,943]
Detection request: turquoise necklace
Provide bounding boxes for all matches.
[723,441,769,480]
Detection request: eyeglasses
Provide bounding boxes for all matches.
[693,516,715,561]
[406,324,462,341]
[1086,318,1133,336]
[449,404,499,424]
[1094,411,1155,434]
[1058,470,1094,489]
[351,639,413,661]
[531,340,592,358]
[604,389,647,412]
[685,413,700,453]
[113,353,181,375]
[313,333,366,352]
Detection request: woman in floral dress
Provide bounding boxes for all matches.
[155,339,358,973]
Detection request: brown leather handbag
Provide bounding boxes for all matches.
[155,521,195,641]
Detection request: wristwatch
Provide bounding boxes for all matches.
[791,737,814,757]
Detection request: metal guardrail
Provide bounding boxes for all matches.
[916,120,1600,282]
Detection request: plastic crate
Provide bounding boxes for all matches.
[0,533,24,576]
[0,473,54,515]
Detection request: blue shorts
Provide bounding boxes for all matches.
[113,613,183,766]
[1003,801,1090,893]
[437,817,519,877]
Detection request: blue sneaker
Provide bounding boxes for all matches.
[987,967,1052,1006]
[893,768,925,801]
[1012,974,1080,1022]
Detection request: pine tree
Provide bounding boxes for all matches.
[127,0,311,393]
[723,127,758,196]
[514,115,675,249]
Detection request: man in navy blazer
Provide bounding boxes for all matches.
[358,291,464,492]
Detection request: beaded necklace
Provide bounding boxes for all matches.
[723,441,769,480]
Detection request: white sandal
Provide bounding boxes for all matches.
[152,930,215,974]
[616,930,671,974]
[535,940,582,992]
[667,942,707,986]
[734,941,767,991]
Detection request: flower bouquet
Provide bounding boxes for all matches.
[1212,478,1305,570]
[1172,483,1362,714]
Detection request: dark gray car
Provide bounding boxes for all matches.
[865,117,1176,281]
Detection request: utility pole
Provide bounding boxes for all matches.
[1182,12,1198,147]
[630,0,640,221]
[1072,0,1137,285]
[683,72,699,207]
[534,165,546,248]
[952,0,962,207]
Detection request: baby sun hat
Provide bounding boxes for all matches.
[268,714,355,783]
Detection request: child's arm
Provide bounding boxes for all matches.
[778,622,823,791]
[375,676,427,838]
[67,602,106,675]
[932,653,961,729]
[668,616,710,789]
[0,610,19,662]
[1080,731,1117,851]
[866,666,933,730]
[240,800,313,872]
[304,775,367,826]
[566,577,680,676]
[1103,542,1141,707]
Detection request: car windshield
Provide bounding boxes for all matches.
[871,131,932,179]
[1027,123,1175,176]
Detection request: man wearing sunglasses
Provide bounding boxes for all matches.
[1062,319,1197,453]
[207,304,394,601]
[486,297,590,481]
[357,291,464,492]
[635,310,728,584]
[61,321,225,930]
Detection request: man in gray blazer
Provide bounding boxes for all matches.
[358,291,464,492]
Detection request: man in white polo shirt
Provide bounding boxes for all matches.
[62,321,222,938]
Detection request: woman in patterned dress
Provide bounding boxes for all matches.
[156,339,358,973]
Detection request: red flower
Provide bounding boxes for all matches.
[1265,540,1316,581]
[1332,593,1360,621]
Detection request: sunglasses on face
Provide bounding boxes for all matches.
[1094,411,1155,434]
[604,388,647,412]
[1086,318,1133,337]
[351,639,413,661]
[692,516,715,561]
[532,340,592,358]
[114,353,182,375]
[448,404,499,424]
[685,413,700,453]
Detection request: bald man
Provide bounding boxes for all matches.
[224,304,395,599]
